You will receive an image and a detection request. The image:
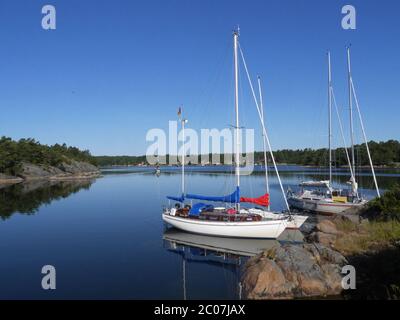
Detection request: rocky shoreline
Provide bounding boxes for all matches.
[242,242,347,299]
[241,210,392,299]
[0,161,101,185]
[242,218,348,299]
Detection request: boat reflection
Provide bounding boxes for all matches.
[163,228,303,258]
[163,228,304,299]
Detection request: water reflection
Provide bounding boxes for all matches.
[163,228,304,299]
[0,179,96,220]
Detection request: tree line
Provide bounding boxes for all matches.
[257,140,400,167]
[95,155,148,167]
[2,137,397,172]
[0,136,97,176]
[95,140,400,167]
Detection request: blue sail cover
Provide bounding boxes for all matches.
[167,194,185,202]
[186,187,240,204]
[189,203,214,216]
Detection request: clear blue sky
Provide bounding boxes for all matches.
[0,0,399,155]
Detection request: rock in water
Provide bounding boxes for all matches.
[242,258,292,299]
[242,243,347,299]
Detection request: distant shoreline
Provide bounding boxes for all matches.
[94,140,400,168]
[99,163,400,169]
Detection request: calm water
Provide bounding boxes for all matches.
[0,167,399,299]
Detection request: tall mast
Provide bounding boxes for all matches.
[233,28,240,210]
[328,52,333,185]
[347,50,381,198]
[257,76,270,210]
[347,46,356,189]
[331,88,356,185]
[179,107,187,198]
[182,119,185,197]
[238,45,291,212]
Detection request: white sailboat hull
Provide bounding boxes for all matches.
[286,215,309,229]
[246,209,308,229]
[162,214,287,239]
[288,196,367,215]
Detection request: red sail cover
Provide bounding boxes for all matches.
[240,193,270,207]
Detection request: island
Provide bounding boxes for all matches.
[0,136,100,184]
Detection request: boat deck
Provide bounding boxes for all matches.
[173,208,262,222]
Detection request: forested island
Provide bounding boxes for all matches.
[96,139,400,167]
[0,136,100,183]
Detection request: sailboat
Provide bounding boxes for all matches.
[287,48,380,215]
[236,73,308,229]
[162,29,292,239]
